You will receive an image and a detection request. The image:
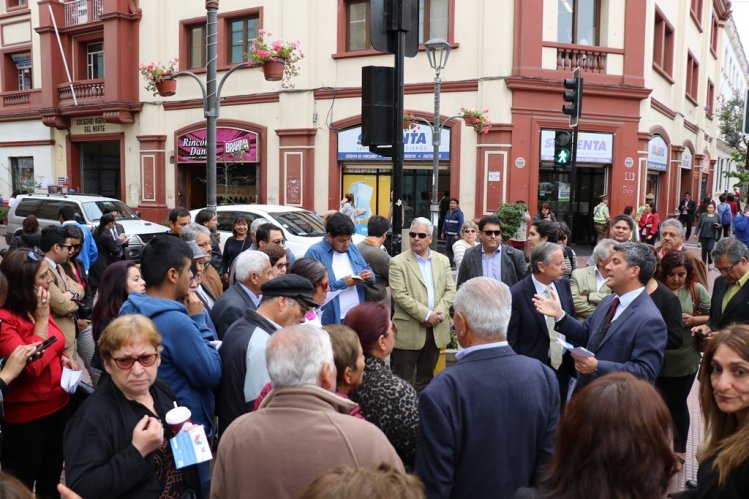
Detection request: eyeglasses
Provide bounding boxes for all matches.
[482,230,502,237]
[409,232,429,239]
[272,238,287,245]
[71,244,82,251]
[463,229,476,233]
[59,244,74,251]
[292,298,311,315]
[111,352,159,370]
[316,280,329,292]
[716,262,738,275]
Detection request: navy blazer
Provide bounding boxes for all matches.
[508,275,575,364]
[210,283,257,339]
[555,289,667,390]
[415,346,559,499]
[456,244,527,289]
[707,276,749,330]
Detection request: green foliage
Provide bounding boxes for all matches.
[496,202,527,241]
[718,93,749,187]
[0,207,7,224]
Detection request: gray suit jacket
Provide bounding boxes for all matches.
[456,243,527,288]
[210,283,257,339]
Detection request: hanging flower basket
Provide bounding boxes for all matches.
[262,59,286,81]
[460,107,492,134]
[155,75,176,97]
[463,115,473,127]
[403,112,417,130]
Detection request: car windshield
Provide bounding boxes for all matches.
[82,200,139,222]
[272,211,325,237]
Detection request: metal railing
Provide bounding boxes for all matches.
[64,0,103,26]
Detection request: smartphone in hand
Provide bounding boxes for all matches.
[29,336,57,363]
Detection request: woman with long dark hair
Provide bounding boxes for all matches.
[289,257,329,325]
[0,249,77,496]
[220,215,250,285]
[516,373,679,499]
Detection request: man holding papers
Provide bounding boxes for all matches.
[533,242,667,394]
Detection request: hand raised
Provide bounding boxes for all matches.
[132,415,164,457]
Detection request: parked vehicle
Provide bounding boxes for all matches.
[189,204,364,258]
[5,193,167,261]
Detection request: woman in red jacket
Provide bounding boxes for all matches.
[639,202,660,245]
[0,249,76,497]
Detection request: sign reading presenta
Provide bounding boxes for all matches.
[540,130,613,164]
[647,136,668,172]
[337,124,451,161]
[177,127,258,163]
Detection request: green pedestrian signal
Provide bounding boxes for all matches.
[554,130,573,167]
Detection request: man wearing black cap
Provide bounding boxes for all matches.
[217,274,318,435]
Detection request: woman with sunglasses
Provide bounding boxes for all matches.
[452,221,479,272]
[289,258,329,325]
[0,248,77,497]
[64,315,199,498]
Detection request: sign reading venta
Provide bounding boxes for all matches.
[177,127,258,163]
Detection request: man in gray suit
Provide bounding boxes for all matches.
[456,215,527,288]
[210,250,273,339]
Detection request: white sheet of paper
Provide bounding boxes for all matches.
[61,367,83,394]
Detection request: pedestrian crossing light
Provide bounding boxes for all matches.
[554,130,573,167]
[562,67,583,128]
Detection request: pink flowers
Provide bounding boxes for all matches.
[248,31,304,88]
[139,59,179,96]
[460,107,492,134]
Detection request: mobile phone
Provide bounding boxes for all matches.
[350,275,364,281]
[34,336,57,354]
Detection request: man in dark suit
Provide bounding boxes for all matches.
[210,250,273,339]
[416,277,559,499]
[456,215,527,289]
[534,242,667,393]
[692,238,749,339]
[509,242,576,402]
[677,192,697,240]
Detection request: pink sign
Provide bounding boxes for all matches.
[177,127,258,163]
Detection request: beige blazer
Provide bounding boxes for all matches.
[569,265,611,320]
[390,249,456,350]
[48,263,84,356]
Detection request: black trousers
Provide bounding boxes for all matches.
[679,216,694,239]
[391,328,440,393]
[1,405,70,499]
[656,373,697,453]
[700,237,716,265]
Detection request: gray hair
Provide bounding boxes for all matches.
[454,277,512,340]
[660,218,683,237]
[179,222,210,242]
[461,220,478,232]
[410,217,434,235]
[530,242,563,275]
[711,237,749,264]
[250,218,269,235]
[612,242,657,284]
[266,324,335,388]
[234,250,270,283]
[592,238,616,263]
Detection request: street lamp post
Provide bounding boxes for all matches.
[423,39,460,248]
[164,1,259,211]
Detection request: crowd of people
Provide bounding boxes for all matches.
[1,194,749,499]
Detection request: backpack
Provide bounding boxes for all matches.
[721,204,732,225]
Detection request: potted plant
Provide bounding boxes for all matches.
[139,59,179,97]
[496,201,528,241]
[248,30,304,87]
[460,107,492,134]
[403,112,417,130]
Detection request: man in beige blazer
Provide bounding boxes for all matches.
[390,217,456,392]
[569,238,614,320]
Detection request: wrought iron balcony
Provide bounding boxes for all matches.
[64,0,103,26]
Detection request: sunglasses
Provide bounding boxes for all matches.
[316,280,329,292]
[482,230,502,237]
[272,238,287,245]
[71,244,82,251]
[409,232,429,239]
[292,298,312,315]
[59,244,74,251]
[111,352,159,370]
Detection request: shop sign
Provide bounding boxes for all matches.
[177,127,258,163]
[337,124,450,161]
[647,136,668,172]
[73,117,107,134]
[540,131,613,164]
[681,149,692,170]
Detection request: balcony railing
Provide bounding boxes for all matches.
[64,0,103,26]
[2,91,30,107]
[58,80,105,106]
[0,89,41,111]
[556,46,610,73]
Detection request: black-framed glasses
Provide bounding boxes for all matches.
[272,238,287,245]
[716,262,738,275]
[59,244,74,251]
[409,232,429,239]
[111,353,159,370]
[482,230,502,237]
[71,244,82,251]
[292,298,311,315]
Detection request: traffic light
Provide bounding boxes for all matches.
[562,67,583,128]
[554,130,573,167]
